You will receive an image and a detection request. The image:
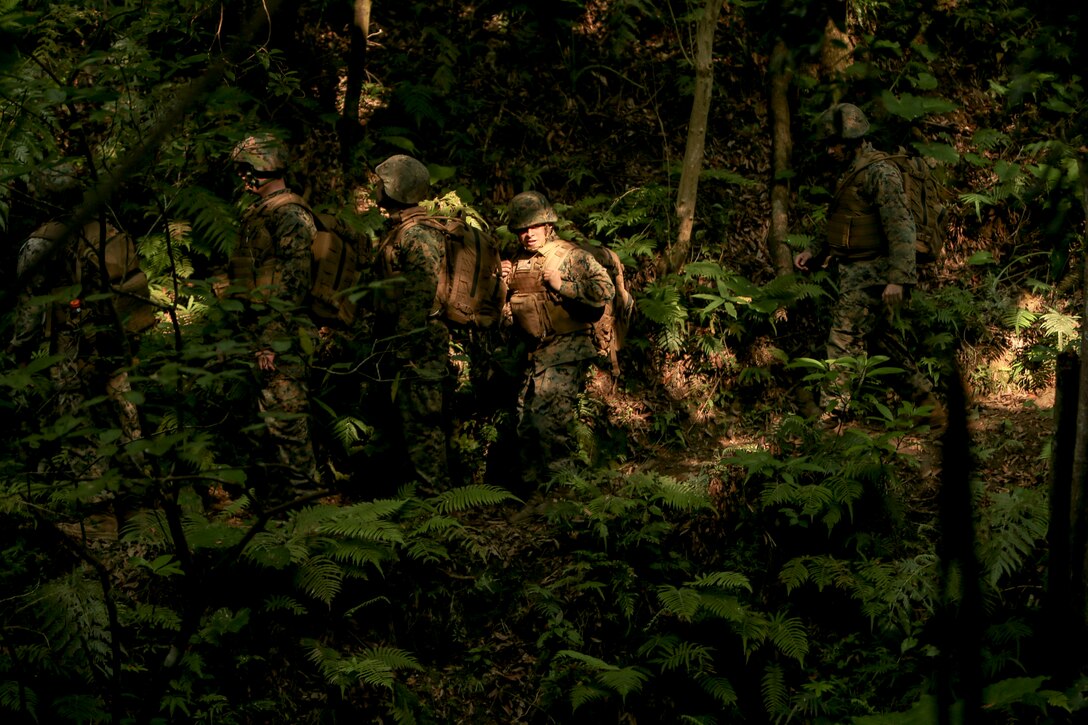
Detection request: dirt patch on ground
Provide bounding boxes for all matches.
[632,387,1057,496]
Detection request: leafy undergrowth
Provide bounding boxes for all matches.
[378,383,1062,722]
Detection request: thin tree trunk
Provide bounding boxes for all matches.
[936,364,983,724]
[340,0,371,174]
[1047,351,1077,678]
[768,39,794,276]
[1071,159,1088,648]
[664,0,724,276]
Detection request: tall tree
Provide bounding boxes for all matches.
[665,0,725,275]
[768,38,794,276]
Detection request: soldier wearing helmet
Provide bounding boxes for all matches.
[793,103,939,425]
[9,162,150,502]
[372,154,452,489]
[501,191,614,491]
[227,132,320,494]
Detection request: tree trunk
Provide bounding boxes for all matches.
[768,38,794,277]
[664,0,724,276]
[1071,159,1088,648]
[820,2,853,80]
[1047,351,1078,679]
[339,0,371,175]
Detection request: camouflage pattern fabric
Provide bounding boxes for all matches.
[236,190,320,485]
[816,143,918,288]
[377,211,452,487]
[516,358,591,478]
[819,143,928,406]
[506,234,614,477]
[826,284,932,403]
[10,231,143,480]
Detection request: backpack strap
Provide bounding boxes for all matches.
[830,149,908,206]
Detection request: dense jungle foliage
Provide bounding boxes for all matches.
[1,0,1086,722]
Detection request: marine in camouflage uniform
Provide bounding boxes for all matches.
[373,155,452,488]
[502,191,615,485]
[230,133,320,489]
[10,218,145,483]
[794,103,933,415]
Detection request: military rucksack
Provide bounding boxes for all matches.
[380,210,504,329]
[34,219,157,335]
[260,192,363,326]
[544,237,635,374]
[853,148,951,263]
[430,215,503,328]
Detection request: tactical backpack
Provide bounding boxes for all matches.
[380,211,504,329]
[544,237,635,374]
[34,219,157,335]
[259,192,363,326]
[841,149,951,264]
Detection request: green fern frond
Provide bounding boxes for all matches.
[978,486,1048,587]
[262,595,308,615]
[698,674,738,707]
[409,513,459,535]
[649,475,713,511]
[172,184,238,254]
[1039,310,1079,349]
[696,592,749,624]
[1002,307,1037,332]
[596,666,649,700]
[655,640,716,673]
[326,540,395,572]
[358,645,424,674]
[570,682,610,711]
[315,500,407,543]
[295,554,344,606]
[779,557,813,593]
[404,538,451,563]
[769,613,809,664]
[761,664,789,719]
[557,649,617,671]
[656,585,702,621]
[430,484,518,514]
[638,282,689,327]
[130,602,182,630]
[690,571,751,592]
[0,680,39,719]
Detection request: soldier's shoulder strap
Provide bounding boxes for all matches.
[832,149,899,205]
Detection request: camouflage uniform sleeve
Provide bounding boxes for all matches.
[9,236,54,354]
[556,248,614,306]
[862,160,917,285]
[263,203,317,346]
[393,224,445,335]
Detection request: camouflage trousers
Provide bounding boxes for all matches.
[392,353,451,488]
[516,357,591,483]
[825,284,932,409]
[258,360,319,486]
[50,336,143,483]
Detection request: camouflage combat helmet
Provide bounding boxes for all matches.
[30,161,81,197]
[814,103,870,141]
[375,154,430,205]
[507,191,558,231]
[231,133,289,174]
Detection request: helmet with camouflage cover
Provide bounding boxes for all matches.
[28,160,84,209]
[230,133,289,174]
[507,191,559,231]
[375,154,430,205]
[814,103,870,141]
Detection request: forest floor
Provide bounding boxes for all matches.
[629,384,1056,499]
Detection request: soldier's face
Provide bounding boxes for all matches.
[236,165,266,194]
[517,224,550,251]
[825,141,849,165]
